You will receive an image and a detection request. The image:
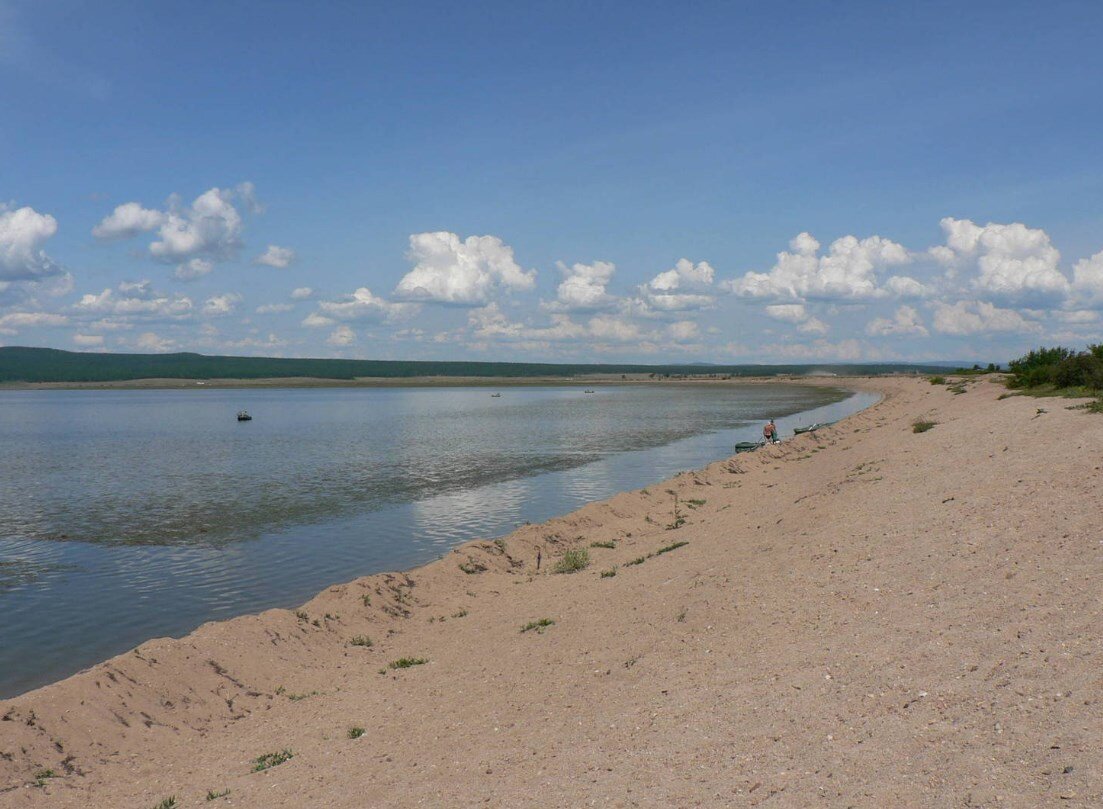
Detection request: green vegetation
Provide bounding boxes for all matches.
[388,657,428,669]
[206,789,231,801]
[252,749,294,772]
[0,346,951,384]
[294,610,308,622]
[1007,345,1103,395]
[683,498,706,508]
[286,690,320,701]
[589,540,616,549]
[451,609,468,618]
[655,540,689,555]
[348,635,373,647]
[520,618,555,633]
[33,769,56,787]
[361,594,371,607]
[600,567,617,578]
[912,420,937,433]
[928,375,947,385]
[348,726,366,739]
[458,560,486,574]
[553,548,590,574]
[154,799,177,809]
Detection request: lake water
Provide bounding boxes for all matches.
[0,383,876,697]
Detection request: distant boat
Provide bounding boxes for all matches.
[734,441,763,453]
[793,420,834,435]
[490,393,501,398]
[584,389,595,394]
[237,410,252,421]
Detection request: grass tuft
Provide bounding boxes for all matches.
[553,548,590,574]
[600,567,617,578]
[520,618,555,633]
[348,726,365,739]
[388,657,428,669]
[154,798,177,809]
[294,610,308,621]
[348,635,373,647]
[912,420,938,433]
[253,749,293,772]
[206,789,230,801]
[928,375,946,385]
[589,540,616,549]
[655,540,689,556]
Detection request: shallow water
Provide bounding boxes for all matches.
[0,383,875,697]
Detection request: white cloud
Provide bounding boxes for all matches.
[548,260,617,311]
[91,202,165,240]
[0,311,68,334]
[1072,249,1103,304]
[0,205,62,281]
[394,232,535,305]
[291,287,315,300]
[256,303,293,314]
[302,312,335,328]
[587,314,641,342]
[638,258,716,312]
[931,300,1041,336]
[73,333,104,347]
[133,331,175,352]
[254,244,296,268]
[202,293,242,316]
[74,281,193,318]
[312,286,414,324]
[93,184,257,278]
[936,217,1069,303]
[725,232,910,302]
[666,320,700,341]
[327,325,356,346]
[764,302,829,335]
[1053,309,1098,324]
[884,275,931,299]
[866,305,929,337]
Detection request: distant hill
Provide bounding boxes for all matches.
[0,346,950,384]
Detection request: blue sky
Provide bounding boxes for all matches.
[2,0,1102,363]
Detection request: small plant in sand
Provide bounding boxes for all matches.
[493,538,507,553]
[206,789,230,801]
[590,540,616,549]
[520,618,555,633]
[684,498,706,508]
[388,657,428,669]
[252,749,294,772]
[361,594,371,607]
[600,567,617,578]
[33,769,55,787]
[348,635,373,647]
[287,690,320,701]
[666,491,685,530]
[656,540,689,556]
[624,555,649,567]
[553,548,590,574]
[458,560,487,575]
[153,798,177,809]
[928,375,946,385]
[348,726,365,739]
[452,608,468,618]
[294,610,308,622]
[912,420,938,433]
[676,608,687,622]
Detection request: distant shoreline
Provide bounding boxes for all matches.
[0,372,894,391]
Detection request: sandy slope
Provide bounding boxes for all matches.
[1,376,1100,808]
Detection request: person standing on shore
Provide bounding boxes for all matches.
[763,419,778,444]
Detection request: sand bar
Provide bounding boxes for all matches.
[1,376,1100,807]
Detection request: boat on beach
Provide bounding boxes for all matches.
[793,420,835,435]
[734,441,763,453]
[236,410,252,421]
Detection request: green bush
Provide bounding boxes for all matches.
[553,549,590,574]
[1006,345,1103,390]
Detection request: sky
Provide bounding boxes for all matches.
[2,0,1103,364]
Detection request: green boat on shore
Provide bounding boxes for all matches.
[793,421,834,435]
[734,441,763,453]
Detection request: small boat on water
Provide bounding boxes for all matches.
[734,441,763,453]
[490,393,502,398]
[584,389,595,394]
[237,410,252,421]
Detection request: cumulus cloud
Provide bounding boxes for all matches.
[0,311,68,334]
[724,232,910,302]
[865,305,929,337]
[638,258,716,312]
[763,302,829,335]
[0,205,63,281]
[291,287,314,300]
[91,202,165,240]
[92,184,257,279]
[256,303,293,314]
[394,232,535,305]
[308,286,415,325]
[74,281,193,318]
[202,293,242,317]
[254,245,296,268]
[548,260,617,311]
[1072,249,1103,303]
[931,300,1041,336]
[936,217,1069,303]
[73,333,104,347]
[327,325,356,346]
[467,303,641,345]
[133,332,175,352]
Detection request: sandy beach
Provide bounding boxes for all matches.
[1,375,1100,808]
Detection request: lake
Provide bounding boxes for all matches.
[0,382,876,697]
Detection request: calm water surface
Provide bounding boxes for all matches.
[0,383,875,697]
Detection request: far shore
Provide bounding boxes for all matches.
[0,371,908,391]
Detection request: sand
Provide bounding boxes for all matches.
[1,376,1100,808]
